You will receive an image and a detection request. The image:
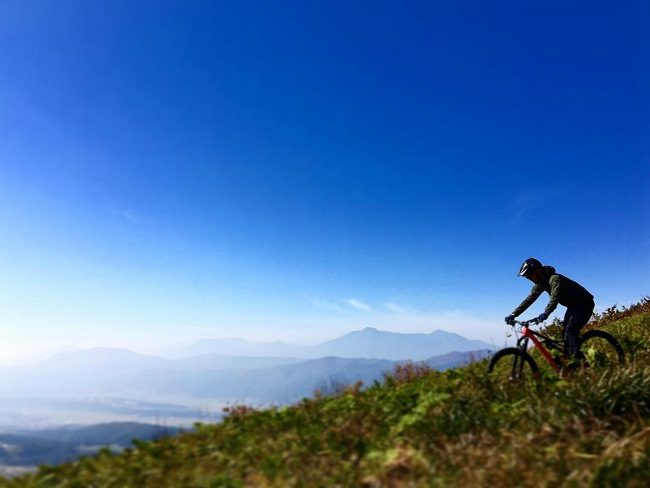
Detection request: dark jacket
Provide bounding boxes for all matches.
[512,266,594,317]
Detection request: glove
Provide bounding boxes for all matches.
[536,312,548,323]
[504,314,515,325]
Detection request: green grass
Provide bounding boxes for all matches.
[3,298,650,487]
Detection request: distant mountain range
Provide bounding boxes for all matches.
[0,327,495,473]
[0,349,490,406]
[108,350,493,404]
[0,327,495,430]
[0,349,492,474]
[173,327,495,360]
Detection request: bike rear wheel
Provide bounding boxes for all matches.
[578,330,625,368]
[487,348,539,381]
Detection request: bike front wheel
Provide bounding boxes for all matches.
[579,330,625,368]
[487,348,539,381]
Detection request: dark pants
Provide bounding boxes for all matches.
[563,299,595,358]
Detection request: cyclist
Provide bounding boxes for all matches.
[505,258,595,363]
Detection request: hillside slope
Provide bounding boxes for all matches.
[3,299,649,487]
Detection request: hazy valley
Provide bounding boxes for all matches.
[0,327,493,472]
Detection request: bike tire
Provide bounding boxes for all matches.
[579,329,625,368]
[487,348,539,381]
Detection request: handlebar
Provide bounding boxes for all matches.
[510,318,543,327]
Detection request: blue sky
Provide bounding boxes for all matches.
[1,1,648,363]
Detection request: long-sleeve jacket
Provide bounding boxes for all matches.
[512,266,594,317]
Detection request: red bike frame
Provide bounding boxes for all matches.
[520,324,560,373]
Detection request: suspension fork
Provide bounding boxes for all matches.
[513,337,530,378]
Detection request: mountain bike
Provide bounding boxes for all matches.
[487,318,625,380]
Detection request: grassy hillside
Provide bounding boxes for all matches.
[3,299,649,487]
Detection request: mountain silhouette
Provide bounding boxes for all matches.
[174,326,495,360]
[311,327,494,360]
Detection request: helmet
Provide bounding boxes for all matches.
[518,257,542,277]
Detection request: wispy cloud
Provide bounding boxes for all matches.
[105,207,138,223]
[118,210,138,223]
[386,302,413,314]
[346,298,373,313]
[304,296,344,312]
[510,188,561,226]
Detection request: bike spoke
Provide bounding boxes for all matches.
[579,331,625,368]
[487,348,539,381]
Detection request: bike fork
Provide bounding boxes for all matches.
[511,354,521,380]
[511,339,529,380]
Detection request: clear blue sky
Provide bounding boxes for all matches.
[1,1,648,363]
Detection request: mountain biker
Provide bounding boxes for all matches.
[505,258,595,363]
